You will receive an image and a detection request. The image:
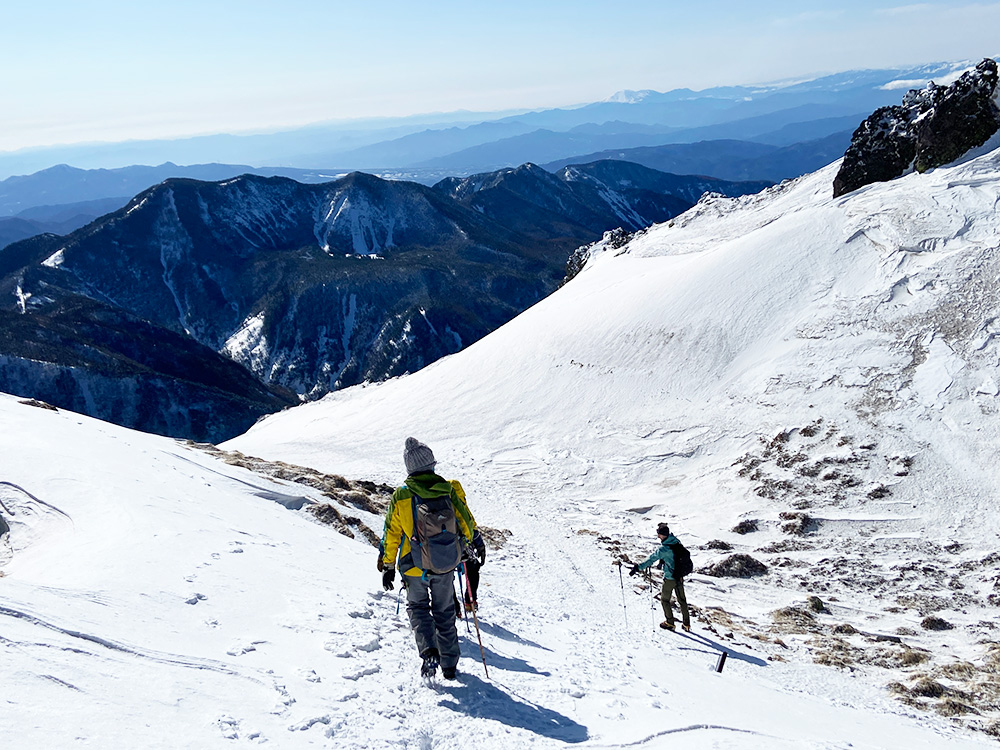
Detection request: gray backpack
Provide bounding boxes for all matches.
[409,492,463,574]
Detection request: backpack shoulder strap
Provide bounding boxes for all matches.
[409,490,422,542]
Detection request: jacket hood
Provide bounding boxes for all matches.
[661,534,680,546]
[404,473,453,497]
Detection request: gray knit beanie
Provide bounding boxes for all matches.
[404,437,436,475]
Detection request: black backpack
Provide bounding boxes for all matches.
[669,541,693,579]
[409,491,463,574]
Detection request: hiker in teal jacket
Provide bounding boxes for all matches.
[631,522,691,631]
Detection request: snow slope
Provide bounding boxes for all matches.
[0,397,990,750]
[228,146,1000,743]
[4,149,1000,748]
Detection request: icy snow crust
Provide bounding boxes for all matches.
[4,149,1000,747]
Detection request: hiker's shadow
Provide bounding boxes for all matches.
[458,639,552,676]
[676,630,768,667]
[475,620,552,652]
[438,673,588,743]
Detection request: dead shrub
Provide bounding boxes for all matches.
[703,554,768,578]
[479,526,512,550]
[921,616,954,631]
[704,539,733,551]
[937,699,978,717]
[731,519,758,535]
[772,606,819,634]
[779,511,815,536]
[911,678,946,698]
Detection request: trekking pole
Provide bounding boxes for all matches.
[462,562,489,678]
[616,561,629,628]
[396,585,401,615]
[647,571,656,634]
[456,565,471,633]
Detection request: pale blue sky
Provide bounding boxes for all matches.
[2,1,997,151]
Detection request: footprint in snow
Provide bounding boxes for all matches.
[288,715,332,732]
[227,640,266,656]
[342,665,380,681]
[357,637,381,653]
[217,715,240,740]
[185,593,207,605]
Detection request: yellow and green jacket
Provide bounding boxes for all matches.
[380,472,476,577]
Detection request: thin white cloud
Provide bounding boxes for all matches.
[875,3,936,16]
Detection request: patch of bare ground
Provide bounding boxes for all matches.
[185,442,393,545]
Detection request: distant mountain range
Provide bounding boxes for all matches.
[0,60,984,181]
[543,131,854,183]
[0,160,765,441]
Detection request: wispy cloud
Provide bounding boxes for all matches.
[874,3,936,16]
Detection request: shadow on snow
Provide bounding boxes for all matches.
[675,630,768,667]
[458,637,552,676]
[474,620,553,652]
[438,672,588,743]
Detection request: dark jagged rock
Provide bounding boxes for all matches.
[833,59,1000,197]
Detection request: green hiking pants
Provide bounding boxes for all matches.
[661,577,690,628]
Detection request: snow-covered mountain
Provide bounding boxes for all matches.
[0,163,764,441]
[225,144,1000,742]
[5,146,1000,748]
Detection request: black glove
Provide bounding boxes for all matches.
[474,539,487,567]
[629,564,641,577]
[382,568,396,591]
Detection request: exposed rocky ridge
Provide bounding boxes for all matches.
[1,162,765,441]
[833,58,1000,196]
[435,161,767,237]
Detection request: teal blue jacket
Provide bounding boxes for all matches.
[637,535,680,578]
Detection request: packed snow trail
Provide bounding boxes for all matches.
[1,393,990,748]
[224,147,1000,746]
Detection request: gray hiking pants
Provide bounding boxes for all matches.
[404,570,461,669]
[661,577,690,628]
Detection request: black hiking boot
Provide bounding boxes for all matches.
[442,666,457,680]
[420,648,440,678]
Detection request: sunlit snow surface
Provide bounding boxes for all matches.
[4,148,1000,748]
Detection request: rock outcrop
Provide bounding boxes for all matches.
[833,59,1000,197]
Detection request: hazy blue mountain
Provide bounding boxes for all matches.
[0,163,356,217]
[14,196,132,223]
[0,218,47,251]
[0,110,520,179]
[300,120,539,169]
[543,131,853,183]
[0,61,983,180]
[412,108,865,174]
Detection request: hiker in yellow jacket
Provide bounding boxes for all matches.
[378,437,483,679]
